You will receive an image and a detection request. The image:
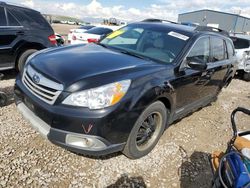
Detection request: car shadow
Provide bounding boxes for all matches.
[170,103,213,126]
[107,174,146,188]
[0,86,15,107]
[74,151,122,160]
[0,69,17,80]
[0,70,16,107]
[179,149,213,188]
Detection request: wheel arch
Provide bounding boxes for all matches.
[129,84,174,126]
[14,42,45,68]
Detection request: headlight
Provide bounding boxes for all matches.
[62,80,131,109]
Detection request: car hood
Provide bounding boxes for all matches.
[29,44,161,91]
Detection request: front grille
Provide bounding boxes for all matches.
[22,65,63,105]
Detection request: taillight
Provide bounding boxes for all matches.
[48,34,57,45]
[72,35,76,40]
[87,38,98,43]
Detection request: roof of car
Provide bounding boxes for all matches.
[131,22,195,34]
[131,21,229,38]
[0,1,39,12]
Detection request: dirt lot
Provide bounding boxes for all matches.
[0,68,249,188]
[52,23,78,36]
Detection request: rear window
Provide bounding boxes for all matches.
[231,37,250,49]
[0,7,7,26]
[79,25,95,30]
[9,7,51,29]
[86,27,113,35]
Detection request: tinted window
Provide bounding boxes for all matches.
[231,37,250,49]
[187,37,210,63]
[10,8,50,29]
[0,7,7,26]
[86,27,113,35]
[79,25,95,30]
[7,11,20,26]
[226,40,235,58]
[211,37,225,62]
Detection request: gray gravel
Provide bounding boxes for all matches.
[0,72,250,188]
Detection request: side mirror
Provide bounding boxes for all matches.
[187,57,207,71]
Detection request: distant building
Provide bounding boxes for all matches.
[178,9,250,33]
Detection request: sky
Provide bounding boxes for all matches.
[7,0,250,22]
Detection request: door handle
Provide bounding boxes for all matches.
[16,31,25,35]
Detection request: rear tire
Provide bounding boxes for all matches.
[243,72,250,81]
[17,49,38,72]
[123,101,168,159]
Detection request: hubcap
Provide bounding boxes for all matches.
[136,112,162,151]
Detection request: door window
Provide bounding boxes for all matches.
[226,40,235,58]
[7,11,20,26]
[0,7,7,26]
[211,37,225,62]
[186,37,210,63]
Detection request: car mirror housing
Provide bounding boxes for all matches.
[187,58,207,71]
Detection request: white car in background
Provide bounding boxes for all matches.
[70,27,114,45]
[68,21,76,25]
[230,34,250,81]
[68,25,95,44]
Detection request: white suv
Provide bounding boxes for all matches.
[230,34,250,81]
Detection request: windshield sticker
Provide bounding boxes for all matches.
[168,31,189,41]
[106,30,125,39]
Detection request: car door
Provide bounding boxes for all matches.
[173,36,211,115]
[203,36,230,96]
[0,6,23,70]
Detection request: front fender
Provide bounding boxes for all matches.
[128,79,175,124]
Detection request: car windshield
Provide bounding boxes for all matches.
[100,25,189,64]
[86,27,113,35]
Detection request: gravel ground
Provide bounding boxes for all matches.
[0,70,250,188]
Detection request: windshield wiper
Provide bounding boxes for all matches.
[118,49,152,61]
[96,44,152,61]
[96,43,108,48]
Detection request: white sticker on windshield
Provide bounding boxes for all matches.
[168,31,189,41]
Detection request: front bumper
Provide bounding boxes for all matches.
[14,75,140,156]
[16,101,125,156]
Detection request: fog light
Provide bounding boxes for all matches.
[65,134,106,150]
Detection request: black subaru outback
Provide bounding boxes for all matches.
[0,2,56,72]
[15,21,237,159]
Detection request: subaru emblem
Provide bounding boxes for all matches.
[32,74,40,84]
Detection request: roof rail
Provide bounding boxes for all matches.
[195,26,229,36]
[0,1,6,5]
[141,18,178,25]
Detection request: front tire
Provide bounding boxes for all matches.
[123,101,168,159]
[17,49,38,72]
